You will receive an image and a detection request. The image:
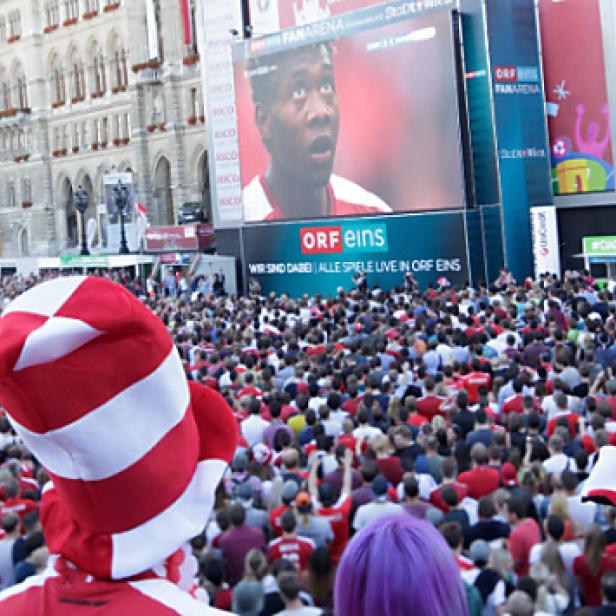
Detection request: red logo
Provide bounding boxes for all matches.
[494,66,517,82]
[300,226,343,254]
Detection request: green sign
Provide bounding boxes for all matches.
[60,255,111,267]
[583,236,616,256]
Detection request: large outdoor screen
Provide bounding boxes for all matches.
[233,7,467,223]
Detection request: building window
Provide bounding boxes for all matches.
[8,11,21,39]
[85,0,99,13]
[16,71,28,110]
[112,48,128,90]
[1,79,11,111]
[46,1,60,27]
[65,0,79,21]
[52,64,66,105]
[21,178,32,204]
[0,18,6,43]
[91,47,106,95]
[7,182,15,208]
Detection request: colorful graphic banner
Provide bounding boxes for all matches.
[233,3,465,223]
[538,0,613,195]
[243,211,469,296]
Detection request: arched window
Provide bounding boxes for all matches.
[89,42,106,95]
[49,54,66,105]
[13,64,28,111]
[6,182,15,208]
[0,69,11,111]
[68,48,85,101]
[108,35,128,91]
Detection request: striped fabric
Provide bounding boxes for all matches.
[0,277,238,579]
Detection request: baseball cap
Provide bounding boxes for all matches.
[501,462,518,487]
[372,475,388,500]
[469,539,490,566]
[281,480,300,504]
[296,491,312,513]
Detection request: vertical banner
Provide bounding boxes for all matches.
[538,0,613,195]
[485,0,552,282]
[197,0,244,226]
[530,206,561,277]
[145,0,159,60]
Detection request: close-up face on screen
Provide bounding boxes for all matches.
[235,10,467,223]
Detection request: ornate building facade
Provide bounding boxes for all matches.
[0,0,208,256]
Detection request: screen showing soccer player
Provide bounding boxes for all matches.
[234,9,467,223]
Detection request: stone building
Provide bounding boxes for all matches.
[0,0,209,256]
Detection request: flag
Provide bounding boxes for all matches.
[179,0,193,47]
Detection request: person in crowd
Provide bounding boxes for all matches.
[336,515,469,615]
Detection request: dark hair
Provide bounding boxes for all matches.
[403,475,419,499]
[229,503,246,527]
[278,570,302,602]
[440,521,463,550]
[440,485,459,508]
[478,496,495,520]
[602,571,616,603]
[546,514,564,541]
[281,508,297,533]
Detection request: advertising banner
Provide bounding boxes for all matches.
[243,211,469,296]
[197,0,244,226]
[144,224,216,253]
[538,0,613,195]
[249,0,457,34]
[485,0,552,281]
[234,3,465,223]
[530,206,561,277]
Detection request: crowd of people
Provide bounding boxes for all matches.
[1,266,616,614]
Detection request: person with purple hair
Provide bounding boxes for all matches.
[334,514,469,615]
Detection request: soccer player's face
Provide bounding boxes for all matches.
[261,47,340,187]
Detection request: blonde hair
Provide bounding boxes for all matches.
[370,433,391,456]
[243,548,267,581]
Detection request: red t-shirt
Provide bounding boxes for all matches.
[317,496,352,563]
[502,394,524,416]
[509,518,541,577]
[457,466,500,500]
[573,554,616,606]
[546,413,579,438]
[269,504,290,537]
[376,457,404,486]
[429,482,469,513]
[267,535,315,571]
[460,372,492,404]
[416,395,446,420]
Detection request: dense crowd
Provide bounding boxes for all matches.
[2,267,616,615]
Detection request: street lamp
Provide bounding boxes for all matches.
[113,179,130,254]
[74,185,89,256]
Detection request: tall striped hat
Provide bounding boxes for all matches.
[582,445,616,505]
[0,276,237,580]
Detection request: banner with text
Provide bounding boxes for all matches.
[243,211,469,296]
[530,205,561,277]
[198,0,244,226]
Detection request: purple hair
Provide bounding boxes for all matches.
[334,514,469,616]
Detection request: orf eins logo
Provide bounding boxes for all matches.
[300,223,388,255]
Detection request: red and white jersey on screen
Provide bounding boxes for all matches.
[243,175,391,221]
[0,558,227,615]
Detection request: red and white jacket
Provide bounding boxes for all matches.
[0,557,228,615]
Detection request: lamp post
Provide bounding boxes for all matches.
[113,179,129,254]
[74,185,89,256]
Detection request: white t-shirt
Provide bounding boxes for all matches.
[528,540,581,573]
[274,608,322,616]
[353,501,403,531]
[542,453,577,475]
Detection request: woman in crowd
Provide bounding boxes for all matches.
[334,514,468,615]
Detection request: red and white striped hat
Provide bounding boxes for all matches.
[0,276,237,580]
[582,445,616,505]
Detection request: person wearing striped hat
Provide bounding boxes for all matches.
[0,276,237,614]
